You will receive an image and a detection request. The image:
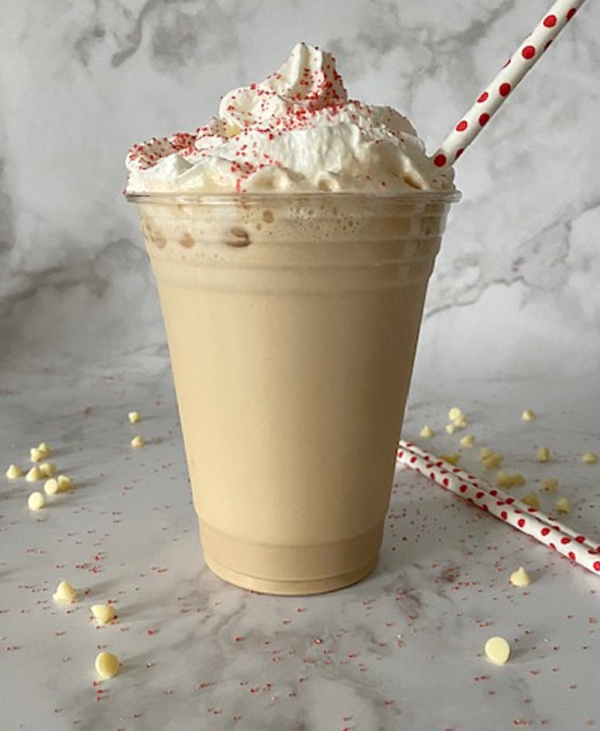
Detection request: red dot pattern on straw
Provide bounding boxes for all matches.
[433,154,447,168]
[397,437,600,577]
[522,45,536,60]
[433,0,586,168]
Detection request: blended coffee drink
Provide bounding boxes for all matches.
[126,43,458,595]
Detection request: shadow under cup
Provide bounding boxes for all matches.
[128,191,459,595]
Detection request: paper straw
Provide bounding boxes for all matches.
[403,441,600,552]
[433,0,587,168]
[397,440,600,575]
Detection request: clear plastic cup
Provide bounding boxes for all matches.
[128,191,459,594]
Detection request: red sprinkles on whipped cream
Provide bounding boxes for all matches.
[125,43,455,194]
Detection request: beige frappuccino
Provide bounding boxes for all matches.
[126,43,458,594]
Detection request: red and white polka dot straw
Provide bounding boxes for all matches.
[433,0,587,168]
[397,440,600,576]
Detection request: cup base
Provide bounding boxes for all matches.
[199,520,383,595]
[204,553,378,596]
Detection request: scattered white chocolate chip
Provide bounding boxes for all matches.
[445,424,457,435]
[30,447,44,463]
[459,434,475,448]
[581,451,598,465]
[95,651,120,679]
[521,492,540,509]
[439,453,461,466]
[482,452,503,470]
[419,425,435,438]
[448,407,463,423]
[37,442,51,458]
[25,465,43,482]
[555,497,571,515]
[509,472,525,488]
[53,580,77,603]
[447,407,467,429]
[27,491,45,511]
[57,474,73,491]
[537,446,551,463]
[91,603,116,626]
[496,471,512,488]
[541,478,559,493]
[509,566,532,588]
[44,478,60,496]
[496,471,525,488]
[479,446,493,460]
[5,464,22,479]
[521,409,536,422]
[484,636,511,665]
[131,435,145,448]
[39,461,57,477]
[128,411,141,424]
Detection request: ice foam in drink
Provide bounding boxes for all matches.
[126,43,458,594]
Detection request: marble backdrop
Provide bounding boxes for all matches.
[0,0,599,380]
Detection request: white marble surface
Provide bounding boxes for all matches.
[1,0,600,729]
[2,363,600,730]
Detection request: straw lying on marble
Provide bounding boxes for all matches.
[434,0,587,167]
[397,440,600,576]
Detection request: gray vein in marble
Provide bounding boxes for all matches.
[426,195,600,321]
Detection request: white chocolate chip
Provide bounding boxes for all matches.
[555,497,571,515]
[482,452,503,470]
[484,636,511,665]
[44,478,60,496]
[508,472,525,488]
[128,411,141,423]
[521,492,540,509]
[509,566,532,588]
[30,447,44,463]
[95,651,120,679]
[439,453,461,466]
[37,442,51,458]
[419,425,435,438]
[5,464,22,479]
[57,474,73,491]
[445,424,457,435]
[448,407,463,422]
[521,409,536,422]
[537,446,551,463]
[39,461,57,477]
[25,465,43,482]
[91,604,116,626]
[496,471,512,488]
[27,491,45,511]
[459,434,475,448]
[581,451,598,465]
[131,435,145,448]
[53,580,77,603]
[479,446,493,460]
[541,478,559,493]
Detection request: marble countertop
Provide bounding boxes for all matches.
[2,358,600,731]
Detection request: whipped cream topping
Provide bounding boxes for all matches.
[126,43,454,194]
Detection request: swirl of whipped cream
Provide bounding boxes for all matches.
[126,43,454,194]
